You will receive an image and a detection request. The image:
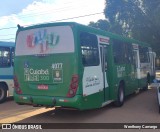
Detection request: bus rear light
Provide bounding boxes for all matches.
[16,88,22,94]
[67,75,79,98]
[14,75,22,94]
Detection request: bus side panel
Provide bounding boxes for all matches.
[82,66,104,109]
[80,91,104,110]
[125,64,139,94]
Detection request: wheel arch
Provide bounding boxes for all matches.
[0,81,9,91]
[0,81,8,103]
[114,79,126,107]
[118,80,125,92]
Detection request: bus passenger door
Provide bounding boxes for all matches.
[149,51,156,77]
[100,45,109,101]
[133,49,141,89]
[132,44,140,80]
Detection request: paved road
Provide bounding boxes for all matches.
[0,87,160,131]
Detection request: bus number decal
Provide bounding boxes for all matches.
[52,63,63,69]
[52,63,63,83]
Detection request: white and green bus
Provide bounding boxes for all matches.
[0,41,15,103]
[14,22,156,110]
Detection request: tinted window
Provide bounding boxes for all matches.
[139,46,149,63]
[112,39,125,64]
[113,39,133,64]
[0,47,11,67]
[11,47,15,66]
[80,32,99,66]
[124,43,133,63]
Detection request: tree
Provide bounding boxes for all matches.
[88,19,111,31]
[89,0,160,57]
[142,0,160,56]
[105,0,150,37]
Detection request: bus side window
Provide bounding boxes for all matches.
[133,50,138,68]
[139,46,150,63]
[0,47,11,67]
[124,43,133,64]
[0,49,2,66]
[112,39,125,64]
[11,47,15,66]
[80,32,100,67]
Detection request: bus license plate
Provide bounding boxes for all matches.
[37,85,48,90]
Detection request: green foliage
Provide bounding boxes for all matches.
[88,19,111,31]
[89,0,160,57]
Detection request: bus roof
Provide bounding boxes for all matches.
[16,22,150,47]
[0,41,15,47]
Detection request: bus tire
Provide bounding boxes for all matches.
[0,84,7,104]
[114,82,125,107]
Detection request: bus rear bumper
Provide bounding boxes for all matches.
[14,92,82,110]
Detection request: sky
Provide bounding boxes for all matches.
[0,0,106,42]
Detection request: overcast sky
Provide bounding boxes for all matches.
[0,0,106,42]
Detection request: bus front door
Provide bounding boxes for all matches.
[100,45,109,101]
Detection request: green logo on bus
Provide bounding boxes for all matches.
[52,70,63,83]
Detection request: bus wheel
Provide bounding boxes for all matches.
[114,82,125,107]
[0,84,7,104]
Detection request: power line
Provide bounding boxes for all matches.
[22,12,104,28]
[0,12,104,41]
[0,34,15,37]
[53,12,104,22]
[0,38,15,41]
[18,5,94,19]
[19,6,82,18]
[0,12,104,31]
[0,27,17,31]
[19,0,90,18]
